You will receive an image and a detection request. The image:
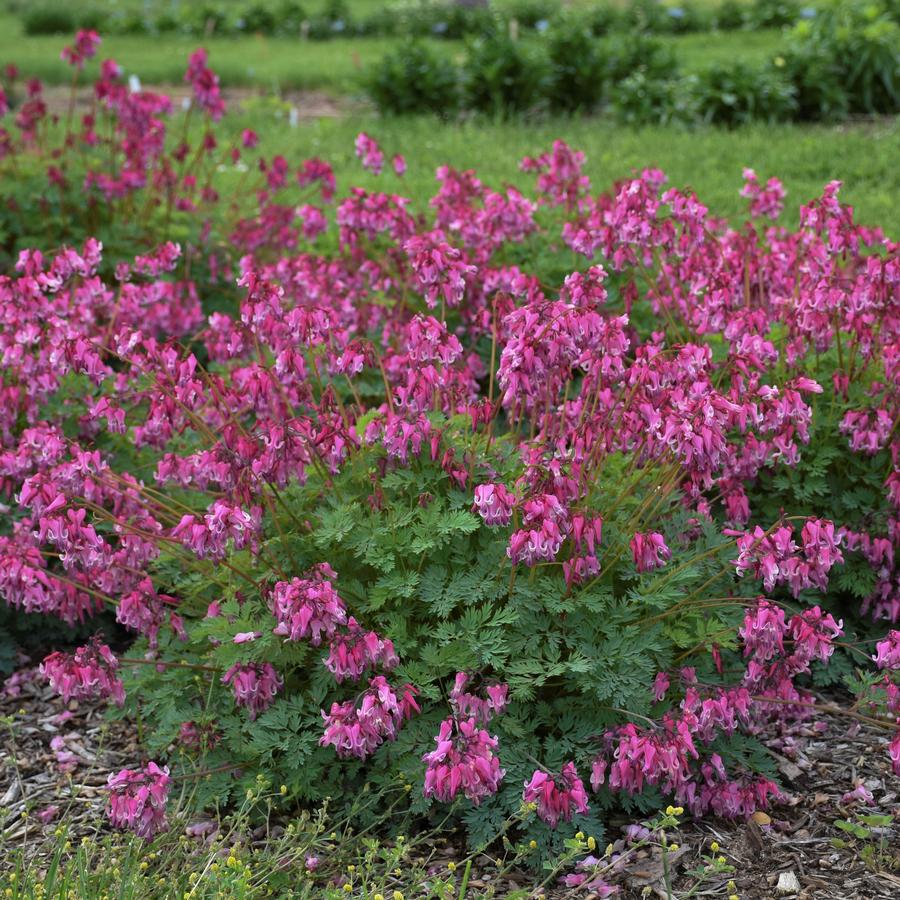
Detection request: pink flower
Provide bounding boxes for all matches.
[739,600,787,662]
[320,676,419,759]
[630,532,671,572]
[221,663,282,720]
[50,735,78,773]
[354,132,384,175]
[392,154,406,176]
[740,168,785,220]
[61,30,101,70]
[404,233,476,309]
[840,782,874,806]
[473,483,515,527]
[449,672,509,724]
[522,762,590,827]
[423,717,505,804]
[890,732,900,776]
[233,631,261,644]
[37,805,59,824]
[106,761,170,840]
[271,564,347,645]
[178,721,220,751]
[41,638,125,706]
[653,672,670,702]
[324,617,398,683]
[185,49,225,120]
[874,631,900,670]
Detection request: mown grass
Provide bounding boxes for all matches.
[0,11,784,90]
[253,111,900,232]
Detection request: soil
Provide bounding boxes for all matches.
[33,84,359,120]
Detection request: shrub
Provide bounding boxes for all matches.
[238,2,279,34]
[745,0,801,29]
[367,42,460,116]
[712,0,748,30]
[545,21,606,113]
[22,4,103,35]
[784,3,900,118]
[613,71,699,124]
[463,31,549,115]
[602,32,678,87]
[693,61,797,125]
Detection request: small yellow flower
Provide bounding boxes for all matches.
[587,836,596,850]
[729,895,739,900]
[668,843,678,853]
[665,805,676,816]
[727,881,737,892]
[280,785,287,795]
[342,885,352,894]
[529,840,537,850]
[347,865,355,873]
[393,892,404,900]
[605,843,614,857]
[375,895,384,900]
[710,841,719,852]
[717,856,727,865]
[447,862,456,872]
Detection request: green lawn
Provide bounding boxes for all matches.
[257,114,900,233]
[0,11,784,91]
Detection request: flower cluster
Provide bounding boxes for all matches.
[41,638,125,707]
[523,762,590,827]
[271,564,347,645]
[221,663,283,720]
[423,717,505,804]
[320,676,419,759]
[106,762,171,840]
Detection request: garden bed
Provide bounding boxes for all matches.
[4,671,899,897]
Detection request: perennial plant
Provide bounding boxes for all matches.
[1,32,899,853]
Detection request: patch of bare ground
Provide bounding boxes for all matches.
[34,84,361,119]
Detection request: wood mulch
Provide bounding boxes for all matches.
[2,665,898,898]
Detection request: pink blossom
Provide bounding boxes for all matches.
[320,676,419,759]
[523,762,590,827]
[354,132,384,175]
[106,761,170,840]
[448,672,509,723]
[41,638,125,706]
[841,782,874,805]
[324,617,398,682]
[61,30,101,70]
[423,716,505,805]
[874,631,900,669]
[472,483,515,527]
[233,631,261,643]
[271,564,347,644]
[630,532,671,572]
[221,663,282,720]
